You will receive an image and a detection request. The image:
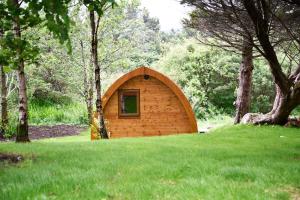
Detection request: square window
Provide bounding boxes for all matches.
[118,89,140,118]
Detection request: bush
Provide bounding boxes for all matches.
[291,106,300,117]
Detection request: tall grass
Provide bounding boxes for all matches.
[29,102,88,125]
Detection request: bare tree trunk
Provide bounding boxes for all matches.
[0,65,8,138]
[0,29,8,138]
[89,11,109,139]
[270,84,280,114]
[271,96,297,124]
[242,67,300,125]
[87,57,94,125]
[13,0,30,142]
[80,40,93,125]
[243,93,299,125]
[234,37,254,124]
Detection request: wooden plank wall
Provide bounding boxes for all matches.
[104,75,193,138]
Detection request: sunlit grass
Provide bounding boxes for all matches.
[198,115,233,130]
[0,125,300,199]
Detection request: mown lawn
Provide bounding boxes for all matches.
[0,125,300,200]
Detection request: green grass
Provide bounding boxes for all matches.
[198,114,233,130]
[1,125,300,199]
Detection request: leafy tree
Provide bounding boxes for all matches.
[0,0,119,141]
[85,0,116,139]
[182,0,300,125]
[181,0,256,124]
[83,0,161,138]
[0,0,73,142]
[241,0,300,124]
[142,9,160,33]
[7,1,161,132]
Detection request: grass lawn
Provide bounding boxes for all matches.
[0,125,300,200]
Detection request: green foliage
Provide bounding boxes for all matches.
[25,29,77,103]
[1,1,165,136]
[96,0,161,72]
[0,0,117,70]
[0,0,73,70]
[156,39,239,119]
[291,106,300,117]
[0,126,300,199]
[2,114,17,139]
[0,31,39,69]
[155,39,276,119]
[2,0,296,132]
[251,59,275,113]
[83,0,117,16]
[20,0,162,104]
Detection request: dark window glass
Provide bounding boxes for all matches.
[121,95,137,113]
[118,90,140,117]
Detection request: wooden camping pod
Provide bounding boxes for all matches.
[92,66,198,139]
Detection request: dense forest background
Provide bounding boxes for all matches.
[1,0,299,137]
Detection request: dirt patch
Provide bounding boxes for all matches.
[266,186,300,200]
[29,125,87,140]
[283,186,300,200]
[1,125,87,141]
[0,153,23,163]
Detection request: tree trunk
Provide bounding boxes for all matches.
[270,84,280,114]
[89,11,109,139]
[80,40,93,125]
[234,38,254,124]
[0,65,8,138]
[242,87,300,125]
[0,29,8,138]
[13,0,30,142]
[87,57,94,125]
[241,0,300,125]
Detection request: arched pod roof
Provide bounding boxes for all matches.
[102,66,198,132]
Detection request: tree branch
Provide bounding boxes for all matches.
[243,0,290,94]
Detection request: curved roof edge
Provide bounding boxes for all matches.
[102,66,198,132]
